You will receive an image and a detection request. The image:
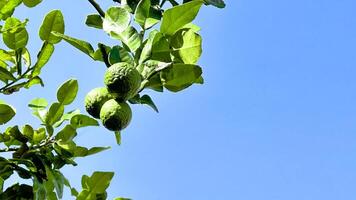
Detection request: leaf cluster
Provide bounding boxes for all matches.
[0,1,65,95]
[0,79,116,199]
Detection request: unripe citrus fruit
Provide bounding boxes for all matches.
[100,99,132,131]
[104,63,141,101]
[85,87,113,119]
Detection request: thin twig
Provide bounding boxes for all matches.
[0,66,34,93]
[88,0,105,17]
[0,147,18,153]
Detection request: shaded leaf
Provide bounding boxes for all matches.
[86,14,103,29]
[160,63,202,92]
[0,102,15,125]
[70,114,99,129]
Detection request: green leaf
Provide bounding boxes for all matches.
[39,10,65,44]
[129,94,158,112]
[150,32,171,62]
[103,7,131,36]
[22,124,34,140]
[139,30,158,64]
[109,45,134,65]
[2,17,29,50]
[0,66,15,82]
[0,177,3,192]
[77,171,114,200]
[45,102,64,126]
[92,43,111,62]
[134,0,161,29]
[0,0,22,20]
[23,0,43,7]
[53,109,80,128]
[145,73,163,92]
[0,102,15,125]
[28,97,48,109]
[32,127,46,144]
[203,0,226,8]
[45,167,64,199]
[24,76,44,89]
[32,42,55,77]
[22,48,31,67]
[28,98,48,122]
[160,63,202,92]
[56,125,77,143]
[74,146,110,157]
[171,29,202,64]
[85,14,103,29]
[33,178,46,200]
[137,60,171,79]
[70,114,99,129]
[134,0,150,28]
[160,0,203,36]
[87,147,110,156]
[112,26,142,52]
[0,183,33,200]
[52,32,95,57]
[57,79,78,105]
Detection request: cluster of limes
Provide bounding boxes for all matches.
[85,62,142,131]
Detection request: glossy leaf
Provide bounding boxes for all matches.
[23,0,43,7]
[56,125,77,143]
[203,0,226,8]
[57,79,78,105]
[0,67,15,82]
[32,42,55,77]
[77,171,114,200]
[160,63,202,92]
[151,32,171,62]
[85,14,103,29]
[103,7,131,36]
[160,1,203,35]
[45,102,64,126]
[113,26,142,52]
[2,17,29,50]
[130,94,159,112]
[39,10,65,44]
[52,32,95,57]
[171,29,202,64]
[0,0,22,20]
[70,114,99,128]
[0,102,15,125]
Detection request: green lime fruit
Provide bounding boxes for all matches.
[104,63,141,101]
[100,99,132,131]
[85,87,113,119]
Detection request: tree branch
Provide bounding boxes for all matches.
[88,0,105,18]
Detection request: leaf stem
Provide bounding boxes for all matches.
[168,0,179,6]
[0,147,18,152]
[160,0,167,7]
[88,0,105,18]
[0,66,34,94]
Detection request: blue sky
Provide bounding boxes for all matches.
[3,0,356,199]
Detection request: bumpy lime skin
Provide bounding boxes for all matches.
[104,63,142,101]
[85,87,113,119]
[100,99,132,131]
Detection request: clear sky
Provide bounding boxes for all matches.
[3,0,356,199]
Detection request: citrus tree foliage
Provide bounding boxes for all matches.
[0,0,225,199]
